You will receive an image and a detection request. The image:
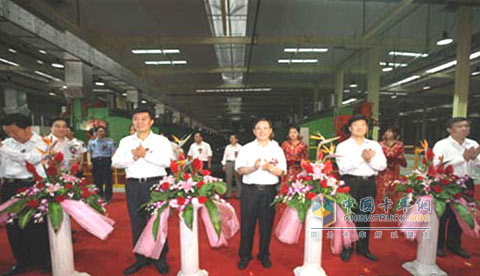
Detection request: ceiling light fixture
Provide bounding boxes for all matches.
[37,60,44,65]
[423,83,431,90]
[8,48,17,53]
[278,59,318,64]
[284,48,328,53]
[132,49,180,54]
[437,31,453,46]
[51,63,64,69]
[48,92,56,96]
[145,60,187,65]
[38,49,47,54]
[95,81,105,86]
[472,66,480,76]
[196,88,272,93]
[141,100,147,104]
[349,81,358,88]
[0,57,19,66]
[388,51,428,58]
[34,71,61,81]
[342,98,357,105]
[387,75,420,88]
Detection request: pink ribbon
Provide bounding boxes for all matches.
[133,206,170,259]
[60,199,115,240]
[399,195,431,242]
[0,198,19,226]
[330,204,358,254]
[200,200,239,248]
[274,206,303,244]
[451,198,480,238]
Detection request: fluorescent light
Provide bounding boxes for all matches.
[145,60,187,65]
[141,100,147,103]
[437,31,453,46]
[382,67,393,72]
[391,95,397,99]
[132,49,180,54]
[423,84,431,90]
[388,75,420,88]
[470,51,480,60]
[0,57,19,66]
[8,48,17,53]
[349,82,358,88]
[342,98,357,105]
[92,88,113,93]
[34,71,62,81]
[38,49,47,54]
[37,60,44,65]
[95,81,105,86]
[122,92,128,96]
[62,85,67,89]
[388,51,428,58]
[379,62,407,67]
[284,48,328,53]
[48,92,56,96]
[343,89,350,93]
[425,60,456,74]
[196,87,272,93]
[277,59,318,64]
[51,63,64,69]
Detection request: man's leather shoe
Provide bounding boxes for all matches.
[447,247,470,259]
[2,265,26,276]
[124,261,149,275]
[260,257,272,268]
[437,248,446,257]
[238,258,251,270]
[340,248,353,262]
[358,250,378,261]
[155,261,170,274]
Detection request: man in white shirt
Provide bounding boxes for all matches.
[112,107,173,275]
[235,118,287,270]
[433,117,480,259]
[66,126,86,176]
[335,114,387,262]
[222,134,242,198]
[47,118,73,169]
[187,133,212,169]
[0,113,51,275]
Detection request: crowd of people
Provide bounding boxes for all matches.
[0,108,478,275]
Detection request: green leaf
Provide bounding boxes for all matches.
[48,202,63,232]
[452,201,474,229]
[182,203,194,230]
[205,199,221,237]
[2,199,28,215]
[297,205,308,223]
[151,191,169,202]
[213,182,227,195]
[18,208,35,229]
[152,204,169,240]
[434,199,446,217]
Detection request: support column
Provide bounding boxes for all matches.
[64,61,93,101]
[367,47,382,140]
[334,70,344,114]
[452,7,473,117]
[3,86,29,115]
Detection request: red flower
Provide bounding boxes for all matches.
[466,190,474,197]
[304,176,312,182]
[322,160,333,174]
[307,192,317,200]
[70,162,80,176]
[184,173,190,181]
[178,153,185,161]
[55,195,66,202]
[416,176,424,181]
[440,178,450,186]
[198,196,208,204]
[65,183,73,190]
[445,165,454,175]
[201,170,211,176]
[407,187,414,193]
[192,158,203,174]
[47,166,57,177]
[80,178,87,187]
[433,186,442,194]
[337,187,344,193]
[422,157,427,165]
[35,183,45,189]
[426,148,434,162]
[17,187,28,193]
[427,164,436,176]
[400,176,408,182]
[160,182,170,190]
[291,176,297,182]
[301,160,313,174]
[320,179,328,188]
[454,192,463,199]
[281,185,288,195]
[170,159,179,175]
[25,161,41,181]
[81,189,90,198]
[54,152,64,164]
[317,151,324,161]
[436,163,445,174]
[27,200,39,208]
[343,186,350,193]
[177,197,186,205]
[197,181,205,189]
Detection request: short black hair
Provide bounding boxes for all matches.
[50,117,69,128]
[132,106,154,120]
[96,126,107,132]
[347,114,368,127]
[1,113,31,129]
[446,117,470,129]
[195,132,203,138]
[252,117,273,129]
[230,134,238,139]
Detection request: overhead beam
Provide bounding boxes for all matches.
[162,82,334,92]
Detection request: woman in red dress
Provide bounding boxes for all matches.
[376,127,407,204]
[281,126,309,187]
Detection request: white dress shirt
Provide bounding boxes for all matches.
[335,137,387,176]
[112,131,173,178]
[221,144,242,165]
[47,134,74,168]
[0,132,47,179]
[235,140,287,185]
[433,136,480,178]
[187,141,212,161]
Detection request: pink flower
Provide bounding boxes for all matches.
[181,178,195,192]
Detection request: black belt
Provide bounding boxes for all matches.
[244,183,277,191]
[2,178,34,184]
[343,174,375,180]
[92,157,111,160]
[127,176,163,183]
[226,160,235,163]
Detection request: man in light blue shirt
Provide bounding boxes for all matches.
[87,126,116,203]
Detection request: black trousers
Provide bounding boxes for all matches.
[438,178,475,250]
[0,179,51,268]
[91,157,113,201]
[125,178,168,264]
[342,175,376,253]
[239,183,277,260]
